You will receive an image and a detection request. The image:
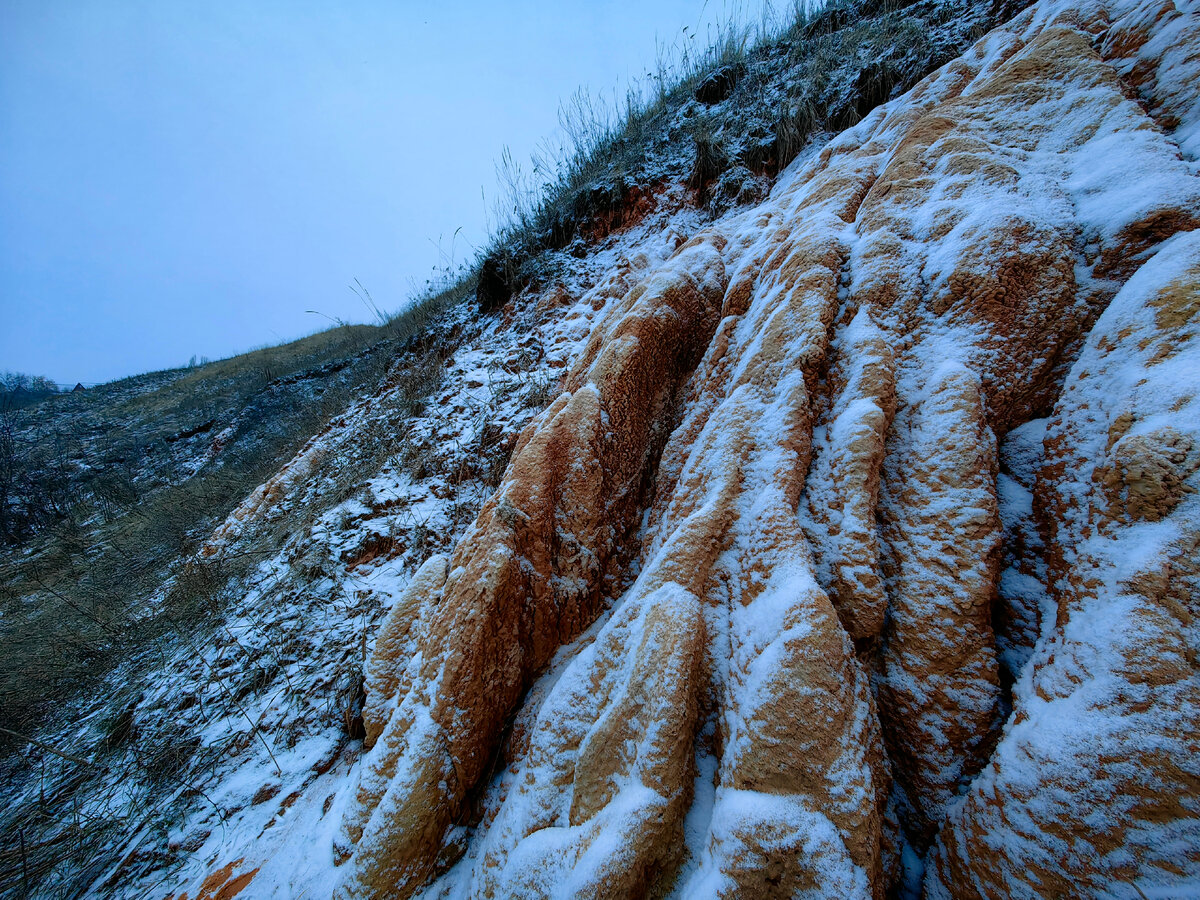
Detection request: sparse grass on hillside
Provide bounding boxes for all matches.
[0,271,477,897]
[474,0,1019,309]
[0,273,474,736]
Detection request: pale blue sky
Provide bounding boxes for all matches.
[1,0,761,385]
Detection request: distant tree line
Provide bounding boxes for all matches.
[1,370,65,408]
[0,372,74,544]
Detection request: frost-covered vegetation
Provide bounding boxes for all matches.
[0,278,471,896]
[475,0,1018,310]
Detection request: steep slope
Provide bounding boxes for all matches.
[0,211,710,898]
[329,0,1200,897]
[13,0,1194,896]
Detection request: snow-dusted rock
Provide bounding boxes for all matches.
[187,0,1200,895]
[926,230,1200,900]
[334,237,728,897]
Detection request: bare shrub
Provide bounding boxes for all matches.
[775,97,822,170]
[688,118,731,196]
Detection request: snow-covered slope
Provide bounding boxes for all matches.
[326,0,1200,896]
[37,0,1200,896]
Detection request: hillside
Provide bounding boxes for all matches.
[3,0,1199,896]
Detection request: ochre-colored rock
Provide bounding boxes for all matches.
[874,362,1004,843]
[992,417,1052,684]
[200,436,328,558]
[633,165,889,896]
[926,230,1200,900]
[801,308,897,644]
[334,237,728,897]
[329,0,1200,896]
[465,582,706,898]
[361,554,448,748]
[171,859,260,900]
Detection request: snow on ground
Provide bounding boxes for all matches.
[5,0,1197,895]
[64,201,713,900]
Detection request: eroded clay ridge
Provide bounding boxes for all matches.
[337,0,1200,896]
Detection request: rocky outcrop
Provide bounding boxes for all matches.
[361,554,448,748]
[801,309,897,645]
[334,238,728,897]
[874,362,1004,843]
[926,230,1200,899]
[200,434,329,558]
[992,417,1052,685]
[332,0,1200,896]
